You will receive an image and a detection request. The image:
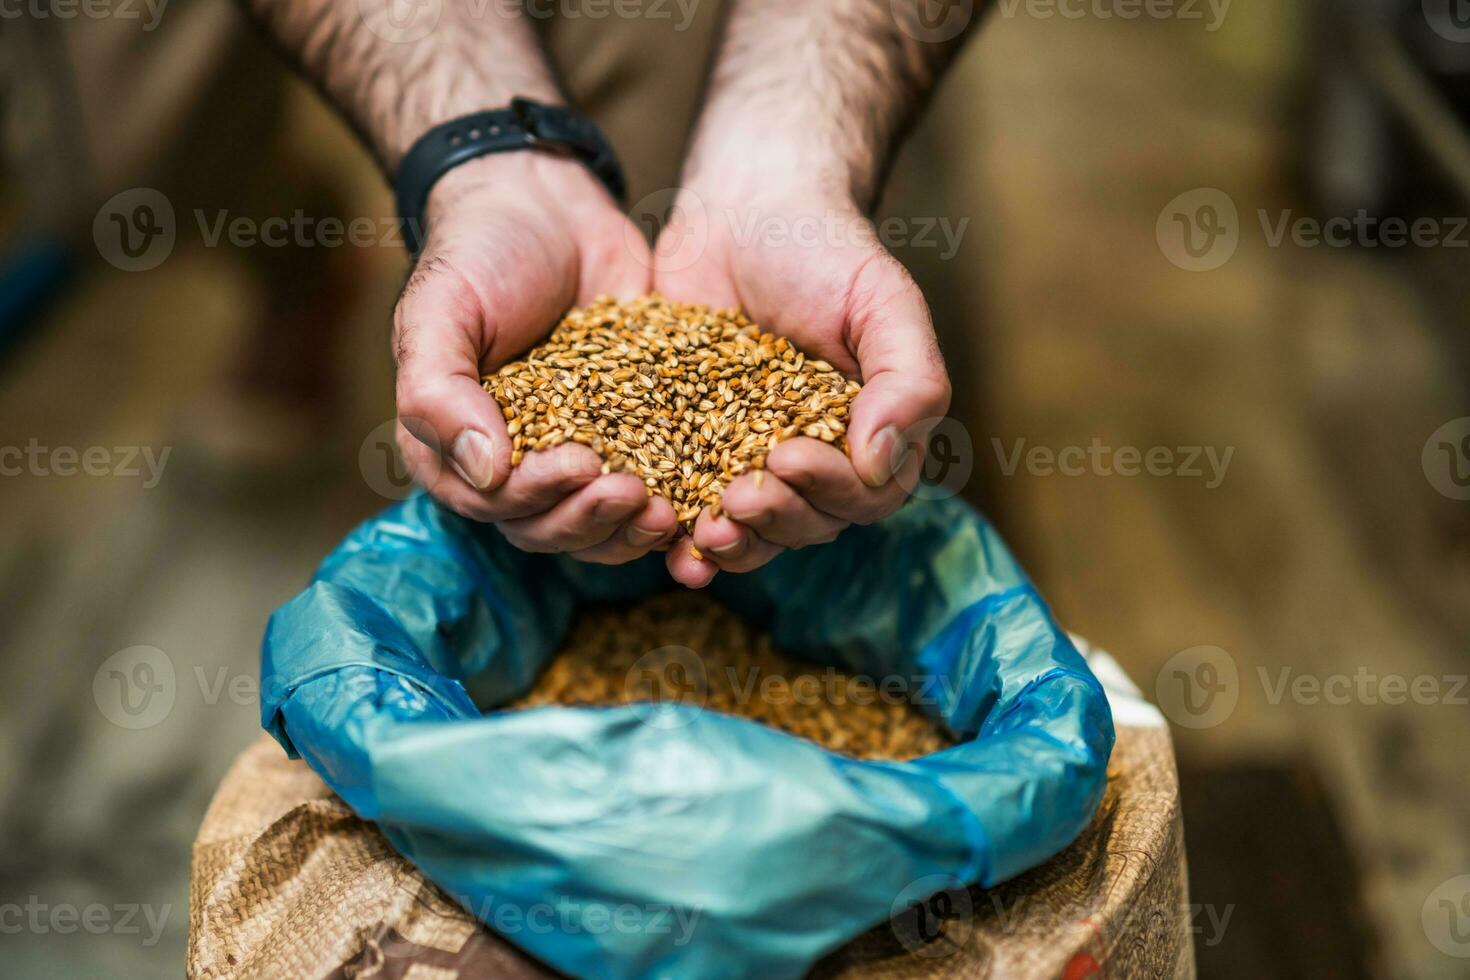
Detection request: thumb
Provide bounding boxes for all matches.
[844,258,952,488]
[392,265,513,493]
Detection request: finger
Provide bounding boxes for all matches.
[393,263,514,493]
[498,472,650,553]
[578,214,656,304]
[480,443,606,519]
[568,494,679,564]
[764,437,917,526]
[401,433,602,524]
[720,471,848,550]
[666,535,720,589]
[690,511,785,573]
[648,191,740,306]
[397,427,503,523]
[844,254,952,487]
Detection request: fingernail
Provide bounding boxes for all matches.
[626,525,664,547]
[449,429,495,489]
[863,426,905,487]
[710,535,747,559]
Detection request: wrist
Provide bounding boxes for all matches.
[364,5,562,171]
[384,81,564,173]
[423,150,618,237]
[401,97,626,252]
[679,141,864,222]
[681,124,872,214]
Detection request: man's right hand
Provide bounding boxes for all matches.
[393,152,680,563]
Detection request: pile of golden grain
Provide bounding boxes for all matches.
[510,593,950,761]
[483,294,860,531]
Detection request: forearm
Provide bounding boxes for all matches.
[683,0,981,209]
[242,0,561,172]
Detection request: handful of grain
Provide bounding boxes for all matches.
[483,294,860,531]
[509,592,951,761]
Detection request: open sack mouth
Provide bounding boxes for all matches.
[260,493,1115,979]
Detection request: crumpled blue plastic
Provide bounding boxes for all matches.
[261,492,1114,979]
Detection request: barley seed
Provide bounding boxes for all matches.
[508,593,951,761]
[483,295,861,534]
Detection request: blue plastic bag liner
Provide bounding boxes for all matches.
[261,493,1114,979]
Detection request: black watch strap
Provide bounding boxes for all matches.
[393,98,627,256]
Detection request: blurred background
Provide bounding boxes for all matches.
[1,0,1468,976]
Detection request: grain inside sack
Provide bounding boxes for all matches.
[483,294,860,532]
[510,593,951,761]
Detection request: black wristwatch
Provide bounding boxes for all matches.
[393,98,627,256]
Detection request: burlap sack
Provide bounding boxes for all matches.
[188,651,1192,979]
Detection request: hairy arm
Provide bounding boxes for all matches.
[658,0,980,586]
[239,0,679,572]
[242,0,562,171]
[683,0,981,209]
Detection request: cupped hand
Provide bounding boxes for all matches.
[393,153,679,563]
[652,186,951,588]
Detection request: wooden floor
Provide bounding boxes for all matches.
[1,4,1466,978]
